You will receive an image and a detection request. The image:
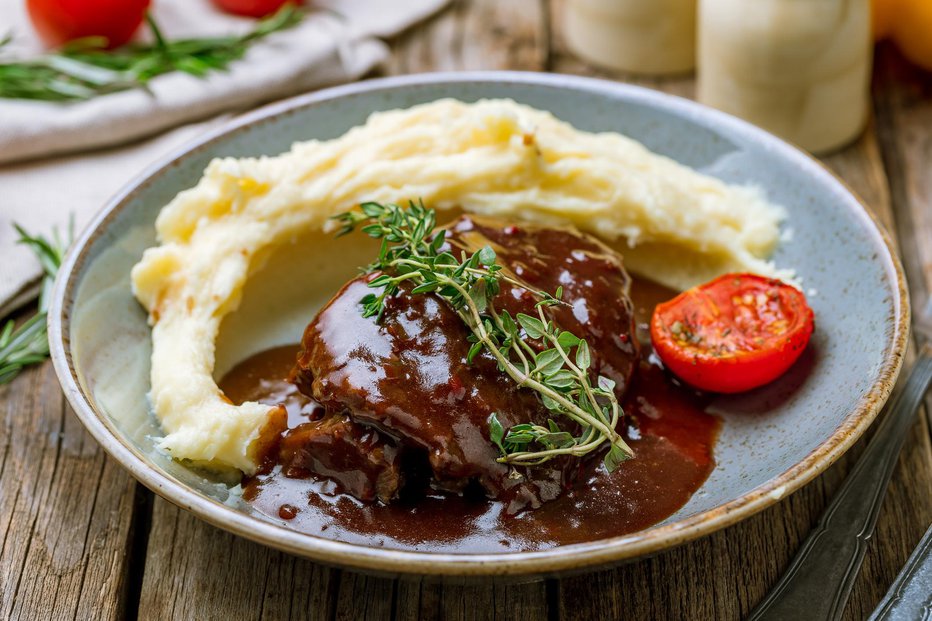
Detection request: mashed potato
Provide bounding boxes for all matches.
[132,98,786,474]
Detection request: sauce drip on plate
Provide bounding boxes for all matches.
[222,277,720,552]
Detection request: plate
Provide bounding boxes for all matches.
[48,72,909,577]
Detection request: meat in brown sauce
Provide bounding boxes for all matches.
[279,414,403,503]
[288,215,639,513]
[229,274,722,552]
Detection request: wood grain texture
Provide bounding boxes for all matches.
[137,498,338,621]
[0,360,138,621]
[391,578,548,621]
[2,2,931,620]
[872,44,932,452]
[873,45,932,307]
[385,0,547,75]
[821,122,932,618]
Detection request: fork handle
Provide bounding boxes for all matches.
[748,344,932,621]
[869,524,932,620]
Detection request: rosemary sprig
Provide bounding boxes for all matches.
[332,201,634,472]
[0,221,72,385]
[0,4,302,101]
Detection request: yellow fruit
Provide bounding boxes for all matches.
[872,0,899,41]
[893,0,932,70]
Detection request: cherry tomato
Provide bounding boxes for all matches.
[26,0,150,49]
[211,0,301,18]
[650,273,814,394]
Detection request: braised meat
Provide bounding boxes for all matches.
[294,276,569,512]
[291,216,639,513]
[447,217,639,391]
[279,414,403,503]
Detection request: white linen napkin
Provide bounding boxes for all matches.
[0,0,448,317]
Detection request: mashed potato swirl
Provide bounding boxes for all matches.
[132,98,785,474]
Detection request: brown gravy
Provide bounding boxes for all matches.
[223,278,720,552]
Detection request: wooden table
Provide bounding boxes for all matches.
[2,2,931,619]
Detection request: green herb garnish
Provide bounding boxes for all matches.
[0,221,71,384]
[332,201,634,472]
[0,4,302,101]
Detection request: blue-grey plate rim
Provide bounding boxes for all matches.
[47,71,910,577]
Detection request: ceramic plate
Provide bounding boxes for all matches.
[48,72,909,578]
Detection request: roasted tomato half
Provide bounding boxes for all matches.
[650,273,814,393]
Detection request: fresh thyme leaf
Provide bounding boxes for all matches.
[488,413,506,455]
[516,313,545,339]
[466,340,483,364]
[0,220,72,385]
[0,4,302,101]
[468,279,489,313]
[598,375,616,392]
[477,245,496,266]
[534,349,563,378]
[575,339,591,370]
[538,431,575,449]
[603,443,631,472]
[543,394,562,413]
[410,281,441,294]
[557,330,579,349]
[331,200,635,471]
[547,369,577,390]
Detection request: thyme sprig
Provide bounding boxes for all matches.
[332,201,634,472]
[0,4,302,101]
[0,220,72,385]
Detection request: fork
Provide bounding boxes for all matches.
[748,295,932,621]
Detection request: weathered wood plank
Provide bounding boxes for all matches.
[0,359,138,621]
[493,580,549,621]
[394,579,440,621]
[137,497,338,621]
[872,44,932,462]
[437,584,495,621]
[332,571,395,621]
[392,579,548,621]
[864,42,932,617]
[823,122,932,616]
[385,0,548,74]
[873,45,932,307]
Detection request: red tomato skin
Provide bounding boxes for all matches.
[211,0,301,18]
[26,0,150,49]
[650,274,814,394]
